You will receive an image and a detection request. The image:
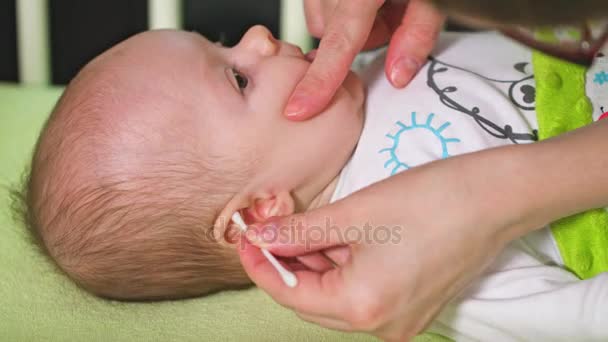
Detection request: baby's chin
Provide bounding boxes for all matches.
[342,71,365,110]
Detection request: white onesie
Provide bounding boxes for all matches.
[331,32,608,341]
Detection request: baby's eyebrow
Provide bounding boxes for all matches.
[195,37,244,102]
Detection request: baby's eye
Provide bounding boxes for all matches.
[231,68,248,91]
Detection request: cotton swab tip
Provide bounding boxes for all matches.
[231,212,298,288]
[262,249,298,288]
[231,212,248,232]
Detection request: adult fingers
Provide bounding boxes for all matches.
[238,237,347,318]
[303,0,329,38]
[304,0,405,53]
[283,258,313,272]
[284,0,385,120]
[323,246,351,266]
[245,200,362,257]
[385,0,445,88]
[362,1,408,50]
[363,15,392,50]
[296,252,336,272]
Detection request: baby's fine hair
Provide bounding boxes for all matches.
[13,71,250,301]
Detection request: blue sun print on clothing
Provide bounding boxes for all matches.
[379,112,461,175]
[594,71,608,85]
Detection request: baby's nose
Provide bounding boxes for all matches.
[240,25,279,57]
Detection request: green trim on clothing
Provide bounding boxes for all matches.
[532,51,608,279]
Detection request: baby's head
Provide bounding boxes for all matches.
[23,26,364,300]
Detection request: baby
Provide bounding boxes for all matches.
[22,26,364,300]
[21,25,608,339]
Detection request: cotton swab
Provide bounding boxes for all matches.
[232,212,298,288]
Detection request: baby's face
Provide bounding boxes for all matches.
[85,26,364,211]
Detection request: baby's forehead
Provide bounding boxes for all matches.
[90,31,239,121]
[104,30,211,62]
[56,30,240,161]
[41,31,254,211]
[84,30,218,90]
[77,31,218,114]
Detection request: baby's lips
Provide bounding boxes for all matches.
[305,49,317,62]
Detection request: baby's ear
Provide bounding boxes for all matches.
[243,191,295,224]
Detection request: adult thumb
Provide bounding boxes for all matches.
[245,201,360,257]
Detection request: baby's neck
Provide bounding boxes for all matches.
[291,175,340,213]
[306,176,340,211]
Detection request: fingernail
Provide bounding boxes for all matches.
[284,95,307,118]
[390,58,419,88]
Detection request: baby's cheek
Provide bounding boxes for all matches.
[258,59,309,107]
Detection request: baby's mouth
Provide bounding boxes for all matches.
[305,49,317,62]
[302,48,363,105]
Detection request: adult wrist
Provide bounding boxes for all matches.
[508,120,608,239]
[454,143,546,244]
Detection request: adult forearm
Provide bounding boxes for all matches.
[512,119,608,238]
[439,119,608,244]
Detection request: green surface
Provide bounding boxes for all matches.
[0,83,446,341]
[533,44,608,280]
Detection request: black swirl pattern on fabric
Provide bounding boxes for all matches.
[426,56,539,143]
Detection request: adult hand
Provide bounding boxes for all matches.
[239,147,533,340]
[285,0,445,120]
